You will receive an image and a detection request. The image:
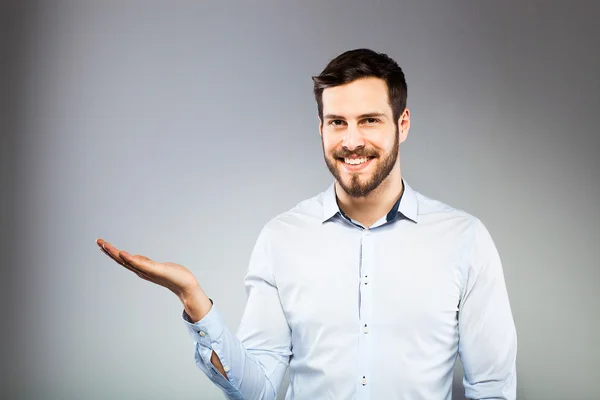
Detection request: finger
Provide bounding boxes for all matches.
[122,262,152,280]
[99,242,126,265]
[102,247,152,280]
[96,238,116,253]
[97,239,149,267]
[98,241,151,279]
[99,244,126,265]
[101,240,121,256]
[118,252,152,279]
[119,251,158,275]
[102,242,140,269]
[98,240,121,260]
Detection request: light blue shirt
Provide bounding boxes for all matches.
[183,178,517,399]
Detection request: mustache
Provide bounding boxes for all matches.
[332,148,378,158]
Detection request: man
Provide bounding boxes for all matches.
[97,49,517,399]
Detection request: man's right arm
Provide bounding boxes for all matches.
[181,226,292,400]
[96,225,291,400]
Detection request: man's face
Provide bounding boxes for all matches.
[320,77,400,198]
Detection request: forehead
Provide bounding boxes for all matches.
[322,77,391,117]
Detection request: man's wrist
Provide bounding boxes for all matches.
[180,285,213,322]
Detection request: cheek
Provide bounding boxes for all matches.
[375,135,396,152]
[321,138,338,155]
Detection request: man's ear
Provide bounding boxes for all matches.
[318,116,323,137]
[398,108,410,143]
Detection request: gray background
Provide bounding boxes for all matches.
[2,1,599,399]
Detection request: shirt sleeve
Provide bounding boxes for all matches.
[458,218,518,400]
[182,225,292,400]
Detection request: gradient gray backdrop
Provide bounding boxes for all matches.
[2,1,599,399]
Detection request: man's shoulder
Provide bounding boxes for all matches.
[413,188,481,228]
[410,189,495,258]
[261,188,328,235]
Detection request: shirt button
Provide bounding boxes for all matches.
[363,324,369,334]
[224,366,230,373]
[361,376,367,385]
[199,331,206,337]
[364,229,371,236]
[363,275,369,284]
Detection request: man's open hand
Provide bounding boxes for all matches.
[95,238,212,321]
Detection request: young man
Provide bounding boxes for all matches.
[97,49,517,400]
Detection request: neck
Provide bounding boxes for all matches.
[335,166,404,228]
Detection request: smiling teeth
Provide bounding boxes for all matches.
[345,157,369,165]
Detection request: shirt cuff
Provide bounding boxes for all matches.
[181,298,227,349]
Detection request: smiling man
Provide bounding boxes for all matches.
[98,49,517,400]
[319,73,407,227]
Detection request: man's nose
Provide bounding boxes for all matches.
[341,124,365,151]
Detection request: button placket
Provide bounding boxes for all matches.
[357,227,373,399]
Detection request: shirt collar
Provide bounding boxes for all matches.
[322,177,419,224]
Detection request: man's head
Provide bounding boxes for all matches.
[313,49,410,198]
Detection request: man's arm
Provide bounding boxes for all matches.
[177,298,227,380]
[458,218,517,400]
[96,225,291,400]
[182,226,292,399]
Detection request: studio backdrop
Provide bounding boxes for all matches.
[2,1,599,399]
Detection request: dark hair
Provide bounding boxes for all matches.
[312,48,407,125]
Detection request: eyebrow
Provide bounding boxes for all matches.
[323,112,387,120]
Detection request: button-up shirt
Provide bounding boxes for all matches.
[182,178,517,399]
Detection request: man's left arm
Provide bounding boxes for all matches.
[458,218,517,400]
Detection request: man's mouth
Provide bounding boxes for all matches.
[336,156,376,171]
[343,157,371,165]
[338,156,375,164]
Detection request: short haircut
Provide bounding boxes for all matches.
[312,48,408,125]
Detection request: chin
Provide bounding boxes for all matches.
[343,178,374,195]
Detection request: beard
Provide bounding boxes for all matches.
[323,127,399,198]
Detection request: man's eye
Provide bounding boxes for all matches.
[329,120,345,126]
[364,118,380,124]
